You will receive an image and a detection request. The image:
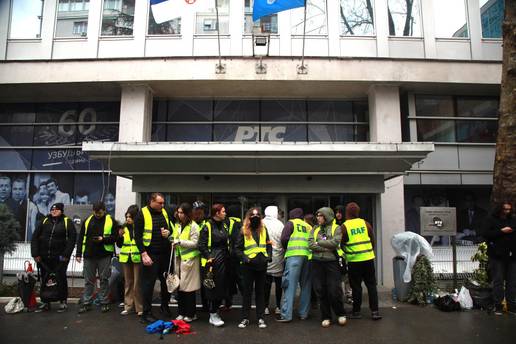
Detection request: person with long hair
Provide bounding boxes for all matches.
[170,202,201,322]
[198,203,230,327]
[235,207,272,329]
[116,205,143,316]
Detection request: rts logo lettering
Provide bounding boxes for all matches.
[234,126,286,142]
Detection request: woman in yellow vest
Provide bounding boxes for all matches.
[234,207,272,329]
[169,202,201,322]
[116,205,143,316]
[342,202,382,320]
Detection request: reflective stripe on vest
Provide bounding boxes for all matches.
[243,228,268,259]
[343,218,375,262]
[201,220,228,267]
[313,222,344,257]
[173,221,200,261]
[285,219,311,258]
[229,217,241,236]
[141,206,170,247]
[42,216,70,231]
[83,214,114,253]
[119,226,141,263]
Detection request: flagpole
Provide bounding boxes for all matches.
[298,0,308,74]
[215,0,225,73]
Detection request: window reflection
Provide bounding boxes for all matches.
[56,0,90,38]
[148,3,181,35]
[195,0,229,34]
[9,0,44,39]
[340,0,375,36]
[480,0,504,38]
[387,0,422,37]
[433,0,468,38]
[244,0,278,34]
[291,0,328,35]
[101,0,135,36]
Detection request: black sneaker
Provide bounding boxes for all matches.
[349,312,362,319]
[34,303,50,313]
[101,304,110,313]
[275,315,291,323]
[78,304,91,314]
[140,313,158,324]
[56,302,68,313]
[371,311,382,320]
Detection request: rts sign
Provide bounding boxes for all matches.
[420,207,457,236]
[235,126,286,142]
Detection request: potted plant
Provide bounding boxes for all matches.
[407,255,437,306]
[466,243,492,309]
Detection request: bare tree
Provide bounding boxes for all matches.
[492,0,516,205]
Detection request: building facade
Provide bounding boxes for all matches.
[0,0,503,286]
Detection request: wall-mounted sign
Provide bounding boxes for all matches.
[420,207,457,236]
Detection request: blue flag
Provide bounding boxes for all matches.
[252,0,305,21]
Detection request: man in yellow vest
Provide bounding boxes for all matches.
[76,201,119,314]
[276,208,312,322]
[134,193,172,324]
[342,202,382,320]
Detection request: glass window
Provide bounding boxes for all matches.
[308,125,354,141]
[457,97,499,117]
[456,120,498,143]
[244,0,278,34]
[340,0,375,36]
[101,0,135,36]
[56,0,90,38]
[195,0,229,34]
[168,101,212,122]
[167,124,212,141]
[261,100,306,122]
[32,148,103,170]
[480,0,504,38]
[415,96,455,116]
[148,3,181,35]
[433,0,468,38]
[308,101,354,122]
[417,119,456,142]
[291,0,328,35]
[9,0,44,39]
[0,126,34,147]
[387,0,422,37]
[0,149,32,170]
[214,100,259,121]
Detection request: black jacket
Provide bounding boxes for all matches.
[76,214,119,258]
[31,215,76,259]
[235,228,272,271]
[481,214,516,259]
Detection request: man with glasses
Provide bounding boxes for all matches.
[134,193,173,323]
[76,201,119,314]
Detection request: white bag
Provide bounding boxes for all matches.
[4,297,24,314]
[457,286,473,310]
[391,232,433,283]
[164,245,180,293]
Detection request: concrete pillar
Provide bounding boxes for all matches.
[467,0,483,60]
[115,83,153,220]
[368,84,405,287]
[327,0,341,57]
[43,0,57,59]
[420,0,437,58]
[374,0,389,57]
[0,0,9,60]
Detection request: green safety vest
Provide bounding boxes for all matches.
[313,222,344,257]
[141,206,170,247]
[229,217,241,236]
[243,228,268,259]
[201,220,229,267]
[343,218,375,262]
[173,221,200,261]
[83,214,114,254]
[285,219,311,258]
[119,225,141,263]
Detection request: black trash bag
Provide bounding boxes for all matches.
[434,295,461,312]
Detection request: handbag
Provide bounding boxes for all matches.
[164,245,180,293]
[38,261,61,302]
[4,297,24,314]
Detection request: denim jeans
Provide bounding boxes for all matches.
[280,256,312,320]
[489,257,516,312]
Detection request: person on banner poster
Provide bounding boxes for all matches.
[1,175,27,241]
[46,178,71,206]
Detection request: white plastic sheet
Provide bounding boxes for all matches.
[458,286,473,310]
[391,232,433,283]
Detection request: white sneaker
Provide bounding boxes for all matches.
[183,315,197,322]
[274,307,281,315]
[264,307,270,315]
[258,318,267,329]
[120,309,131,316]
[338,316,347,326]
[238,319,250,328]
[209,313,224,327]
[321,319,331,328]
[176,315,184,320]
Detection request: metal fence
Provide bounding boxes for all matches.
[430,245,479,280]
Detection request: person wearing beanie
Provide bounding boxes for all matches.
[31,202,76,313]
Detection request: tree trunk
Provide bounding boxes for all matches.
[492,0,516,206]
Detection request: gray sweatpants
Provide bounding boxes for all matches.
[82,256,112,305]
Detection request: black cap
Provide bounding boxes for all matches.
[50,203,64,212]
[193,201,206,210]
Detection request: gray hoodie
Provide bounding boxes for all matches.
[309,207,342,261]
[264,206,285,276]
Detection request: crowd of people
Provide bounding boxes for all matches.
[29,192,383,328]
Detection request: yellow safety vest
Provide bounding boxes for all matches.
[173,221,200,261]
[141,206,170,247]
[42,216,70,231]
[229,217,241,236]
[285,219,311,258]
[343,218,375,262]
[200,220,229,267]
[119,225,141,263]
[313,222,344,257]
[83,214,114,254]
[243,228,268,259]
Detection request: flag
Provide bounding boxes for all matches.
[252,0,305,21]
[150,0,214,24]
